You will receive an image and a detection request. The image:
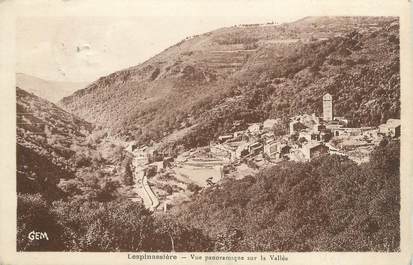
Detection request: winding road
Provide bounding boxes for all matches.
[131,157,159,211]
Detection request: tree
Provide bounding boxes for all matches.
[153,215,213,252]
[121,157,134,186]
[215,227,244,251]
[369,139,399,176]
[51,199,157,251]
[17,194,64,251]
[171,143,400,252]
[187,183,202,193]
[96,178,120,202]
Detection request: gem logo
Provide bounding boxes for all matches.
[28,231,49,241]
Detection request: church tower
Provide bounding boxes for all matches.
[323,93,333,121]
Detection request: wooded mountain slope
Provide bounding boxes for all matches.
[59,17,399,150]
[17,139,400,252]
[172,140,400,251]
[17,88,210,251]
[17,87,131,201]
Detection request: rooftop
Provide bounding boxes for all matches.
[323,93,332,100]
[303,141,326,150]
[386,119,401,127]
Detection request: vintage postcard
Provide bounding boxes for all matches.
[0,0,412,264]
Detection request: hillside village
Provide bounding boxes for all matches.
[15,83,402,252]
[127,93,400,211]
[15,16,401,252]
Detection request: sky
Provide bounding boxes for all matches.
[16,15,303,83]
[14,0,400,83]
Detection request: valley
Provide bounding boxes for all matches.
[16,73,88,103]
[122,92,399,214]
[16,16,401,252]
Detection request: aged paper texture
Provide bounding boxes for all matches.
[0,0,412,264]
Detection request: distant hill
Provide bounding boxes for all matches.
[16,73,88,103]
[59,17,400,151]
[17,87,130,200]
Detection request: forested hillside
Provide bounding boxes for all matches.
[59,17,399,151]
[16,86,400,251]
[17,87,132,201]
[17,139,399,251]
[171,140,400,251]
[17,87,211,251]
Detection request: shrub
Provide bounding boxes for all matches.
[172,142,400,251]
[51,199,156,251]
[187,183,202,193]
[121,157,134,186]
[17,194,64,251]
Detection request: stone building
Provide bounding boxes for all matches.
[323,93,333,121]
[218,135,233,143]
[379,119,401,138]
[278,144,291,158]
[263,119,279,130]
[302,142,329,160]
[289,120,306,135]
[249,142,264,155]
[235,143,250,159]
[264,140,278,157]
[248,123,262,134]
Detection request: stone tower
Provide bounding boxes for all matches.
[323,93,333,121]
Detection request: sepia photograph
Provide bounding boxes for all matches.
[14,14,403,253]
